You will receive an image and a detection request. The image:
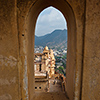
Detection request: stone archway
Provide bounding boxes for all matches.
[1,0,100,100]
[17,0,84,100]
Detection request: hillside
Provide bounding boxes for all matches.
[35,29,67,49]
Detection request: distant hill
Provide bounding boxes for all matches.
[35,29,67,49]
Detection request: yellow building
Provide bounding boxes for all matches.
[34,46,55,92]
[34,46,55,78]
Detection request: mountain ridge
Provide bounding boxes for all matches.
[35,29,67,49]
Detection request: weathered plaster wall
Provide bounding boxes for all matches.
[0,0,20,100]
[0,0,100,100]
[82,0,100,100]
[17,0,35,100]
[0,0,85,100]
[64,1,85,100]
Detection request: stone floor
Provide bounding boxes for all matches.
[33,78,68,100]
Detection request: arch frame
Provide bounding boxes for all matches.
[17,0,84,100]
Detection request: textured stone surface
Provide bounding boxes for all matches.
[0,0,100,100]
[0,0,20,100]
[82,0,100,100]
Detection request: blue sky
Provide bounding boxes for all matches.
[35,6,67,36]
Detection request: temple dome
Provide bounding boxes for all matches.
[44,46,49,51]
[52,56,55,60]
[43,46,49,53]
[49,49,54,55]
[50,49,53,53]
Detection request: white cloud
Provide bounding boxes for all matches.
[35,7,67,36]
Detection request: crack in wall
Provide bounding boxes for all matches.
[23,56,29,100]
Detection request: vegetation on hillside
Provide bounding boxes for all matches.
[55,54,67,76]
[35,29,67,49]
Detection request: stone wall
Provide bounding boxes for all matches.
[82,0,100,100]
[0,0,100,100]
[0,0,20,100]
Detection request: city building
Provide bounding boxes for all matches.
[34,46,55,78]
[34,46,55,92]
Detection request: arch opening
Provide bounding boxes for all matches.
[22,0,77,100]
[34,6,67,95]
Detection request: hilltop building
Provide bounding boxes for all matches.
[34,46,55,91]
[34,46,55,78]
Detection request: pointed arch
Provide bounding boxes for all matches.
[18,0,83,100]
